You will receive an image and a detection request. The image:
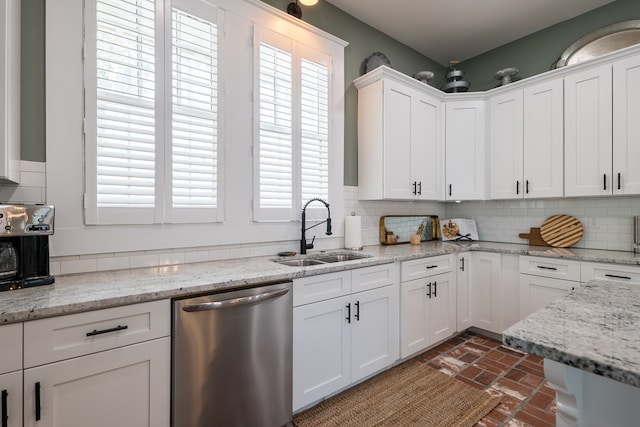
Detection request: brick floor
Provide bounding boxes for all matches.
[416,331,556,426]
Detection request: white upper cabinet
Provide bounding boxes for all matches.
[0,0,20,183]
[445,99,486,200]
[613,54,640,195]
[489,79,564,199]
[356,67,442,200]
[564,64,613,197]
[489,89,524,199]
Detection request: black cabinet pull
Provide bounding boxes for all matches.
[2,389,7,427]
[35,382,41,421]
[604,173,607,190]
[433,281,437,298]
[412,181,417,195]
[449,184,452,197]
[417,181,422,195]
[536,265,557,271]
[86,325,128,337]
[426,265,437,269]
[526,180,530,194]
[346,303,351,323]
[355,301,360,321]
[605,274,631,280]
[460,257,465,272]
[618,173,621,190]
[516,181,519,195]
[426,282,432,298]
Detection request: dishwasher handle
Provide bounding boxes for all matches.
[181,287,290,312]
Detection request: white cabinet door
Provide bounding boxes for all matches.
[470,252,502,334]
[0,323,21,374]
[445,100,485,200]
[293,295,350,411]
[351,284,399,383]
[412,93,443,200]
[383,81,414,199]
[523,78,564,198]
[489,89,523,199]
[456,254,471,331]
[564,64,613,196]
[519,275,577,318]
[400,278,429,358]
[24,338,170,427]
[501,254,521,330]
[428,271,456,344]
[613,54,640,195]
[0,371,22,427]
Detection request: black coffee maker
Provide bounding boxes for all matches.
[0,204,54,291]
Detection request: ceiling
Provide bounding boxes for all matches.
[324,0,616,66]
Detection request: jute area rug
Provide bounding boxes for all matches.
[293,359,500,427]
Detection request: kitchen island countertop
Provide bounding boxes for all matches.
[1,241,639,324]
[503,279,640,388]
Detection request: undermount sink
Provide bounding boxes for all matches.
[275,259,327,267]
[274,252,371,267]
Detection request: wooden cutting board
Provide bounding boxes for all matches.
[518,227,549,246]
[540,214,584,248]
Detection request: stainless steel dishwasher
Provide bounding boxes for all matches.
[172,281,292,427]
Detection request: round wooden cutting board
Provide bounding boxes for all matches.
[540,214,584,248]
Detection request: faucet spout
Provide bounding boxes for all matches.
[300,198,332,255]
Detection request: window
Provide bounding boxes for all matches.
[84,0,222,225]
[254,28,332,221]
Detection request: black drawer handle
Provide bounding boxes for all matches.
[536,266,557,271]
[86,324,128,337]
[35,382,41,421]
[2,389,7,427]
[605,274,631,280]
[426,265,438,269]
[346,303,351,323]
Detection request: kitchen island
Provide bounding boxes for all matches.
[503,279,640,427]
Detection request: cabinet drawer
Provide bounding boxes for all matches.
[0,323,22,374]
[351,263,398,293]
[24,300,170,368]
[401,255,453,282]
[293,271,351,307]
[519,256,581,282]
[581,262,640,284]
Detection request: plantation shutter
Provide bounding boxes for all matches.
[300,57,329,203]
[86,0,221,225]
[90,0,157,224]
[254,28,332,221]
[170,5,221,223]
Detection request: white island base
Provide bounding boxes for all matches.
[545,359,640,427]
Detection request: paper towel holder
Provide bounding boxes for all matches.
[344,212,363,250]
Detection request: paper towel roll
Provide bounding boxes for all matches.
[344,215,363,249]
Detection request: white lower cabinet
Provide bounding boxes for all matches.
[0,370,22,427]
[400,255,456,358]
[581,261,640,284]
[519,256,581,320]
[292,264,399,412]
[22,300,171,427]
[469,252,502,334]
[23,338,170,427]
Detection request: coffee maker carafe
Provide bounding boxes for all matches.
[0,204,54,291]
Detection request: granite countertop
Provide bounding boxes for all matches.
[503,279,640,388]
[1,240,639,325]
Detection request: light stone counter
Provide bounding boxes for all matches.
[503,279,640,387]
[1,241,639,325]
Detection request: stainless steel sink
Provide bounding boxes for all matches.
[275,259,327,267]
[274,252,371,267]
[313,253,370,263]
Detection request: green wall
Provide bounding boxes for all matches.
[461,0,640,91]
[21,0,46,161]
